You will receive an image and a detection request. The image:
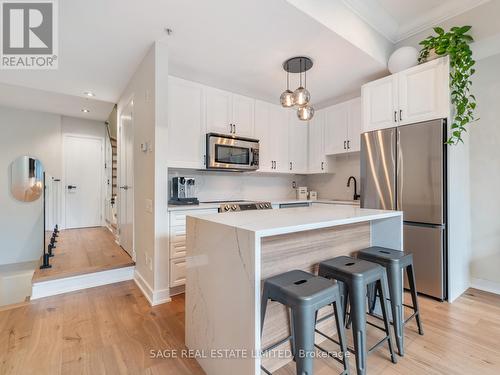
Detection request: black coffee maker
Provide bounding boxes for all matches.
[169,177,199,205]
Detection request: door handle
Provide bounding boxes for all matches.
[344,140,346,150]
[67,185,77,190]
[399,109,403,121]
[289,162,292,170]
[394,111,397,123]
[321,162,324,170]
[347,140,350,149]
[233,124,236,134]
[120,185,129,190]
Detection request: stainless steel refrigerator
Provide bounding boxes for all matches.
[360,119,447,300]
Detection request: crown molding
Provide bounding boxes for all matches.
[343,0,490,44]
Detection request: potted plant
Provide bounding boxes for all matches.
[419,26,477,145]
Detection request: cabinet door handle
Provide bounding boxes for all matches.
[347,140,350,149]
[289,162,292,170]
[394,111,397,123]
[321,162,324,170]
[399,110,402,121]
[344,140,346,150]
[274,161,277,169]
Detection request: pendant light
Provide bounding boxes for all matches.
[280,56,315,121]
[280,63,295,108]
[292,58,311,107]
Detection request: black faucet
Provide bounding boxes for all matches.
[347,176,360,201]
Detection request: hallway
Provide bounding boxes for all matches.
[33,227,134,283]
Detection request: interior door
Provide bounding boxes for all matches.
[360,128,397,210]
[119,100,134,257]
[64,136,102,228]
[397,120,445,224]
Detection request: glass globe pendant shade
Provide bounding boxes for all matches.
[297,105,314,121]
[280,89,295,108]
[293,86,310,106]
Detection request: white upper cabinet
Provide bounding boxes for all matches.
[288,114,308,174]
[308,109,328,174]
[254,100,273,172]
[347,97,362,152]
[206,88,255,137]
[398,57,449,125]
[168,77,206,169]
[206,87,233,135]
[324,102,349,155]
[269,105,289,173]
[323,97,362,155]
[232,94,255,137]
[362,74,398,132]
[362,56,450,132]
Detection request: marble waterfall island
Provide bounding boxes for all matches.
[185,205,403,375]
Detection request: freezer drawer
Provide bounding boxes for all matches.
[360,128,397,210]
[403,223,445,300]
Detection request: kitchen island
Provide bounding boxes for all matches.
[185,205,402,375]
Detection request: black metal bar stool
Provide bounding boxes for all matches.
[357,246,424,356]
[261,269,350,375]
[318,256,397,375]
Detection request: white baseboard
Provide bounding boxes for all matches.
[31,266,135,300]
[133,270,171,306]
[470,278,500,296]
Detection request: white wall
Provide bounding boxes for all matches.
[306,154,360,200]
[0,105,106,266]
[117,41,170,303]
[469,53,500,289]
[168,169,306,202]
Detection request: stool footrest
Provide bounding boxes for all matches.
[368,336,390,354]
[366,319,387,332]
[314,343,346,366]
[261,335,293,353]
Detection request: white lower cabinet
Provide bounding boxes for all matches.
[170,258,187,288]
[168,209,218,288]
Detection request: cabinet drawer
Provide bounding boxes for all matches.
[170,258,186,287]
[169,209,218,226]
[170,226,186,259]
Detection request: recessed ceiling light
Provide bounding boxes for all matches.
[84,91,95,97]
[81,108,90,113]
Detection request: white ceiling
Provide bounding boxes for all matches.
[344,0,490,42]
[0,0,491,120]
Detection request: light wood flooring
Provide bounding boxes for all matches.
[0,282,499,374]
[32,227,134,283]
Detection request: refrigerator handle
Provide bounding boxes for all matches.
[396,128,402,211]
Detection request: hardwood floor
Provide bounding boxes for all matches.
[32,227,134,283]
[0,283,499,374]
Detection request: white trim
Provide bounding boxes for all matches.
[31,266,134,300]
[134,270,171,306]
[62,134,105,229]
[470,278,500,296]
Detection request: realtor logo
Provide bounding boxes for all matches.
[1,0,58,69]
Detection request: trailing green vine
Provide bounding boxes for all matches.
[419,26,477,145]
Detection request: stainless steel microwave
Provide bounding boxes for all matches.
[206,133,259,171]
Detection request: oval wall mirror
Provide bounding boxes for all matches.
[10,156,44,202]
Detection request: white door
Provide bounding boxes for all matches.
[398,57,449,125]
[361,74,398,132]
[119,100,134,257]
[206,87,232,134]
[347,97,362,152]
[254,100,273,172]
[288,115,308,173]
[64,136,103,228]
[232,94,255,137]
[324,102,348,155]
[308,109,326,173]
[168,77,206,168]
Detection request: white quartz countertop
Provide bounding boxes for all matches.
[167,198,359,211]
[187,204,401,237]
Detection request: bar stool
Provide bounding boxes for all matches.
[319,256,397,375]
[357,246,424,356]
[261,270,349,375]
